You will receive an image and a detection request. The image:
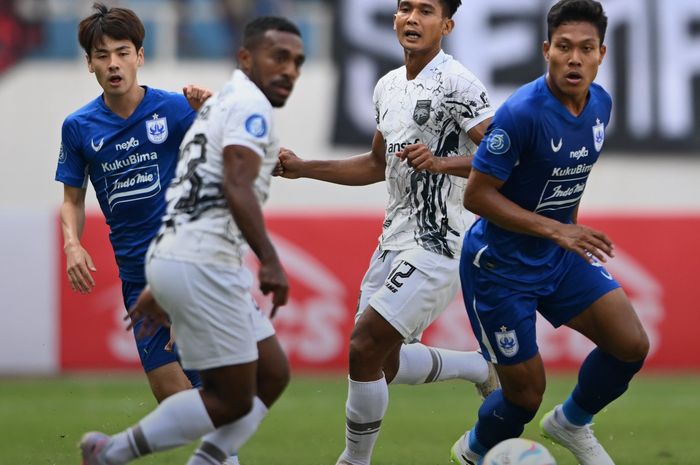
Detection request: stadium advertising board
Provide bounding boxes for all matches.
[59,212,700,372]
[331,0,700,153]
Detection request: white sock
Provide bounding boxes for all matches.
[103,389,215,464]
[187,397,268,465]
[337,376,388,465]
[391,343,489,385]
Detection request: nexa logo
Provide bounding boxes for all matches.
[387,138,420,154]
[570,146,589,160]
[115,137,140,151]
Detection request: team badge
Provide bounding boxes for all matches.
[413,99,431,125]
[486,128,511,155]
[495,326,519,358]
[58,143,66,164]
[592,118,605,152]
[245,114,268,138]
[146,113,169,144]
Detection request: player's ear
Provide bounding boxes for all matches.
[137,46,144,68]
[443,18,454,36]
[86,54,95,73]
[543,41,551,61]
[393,14,397,31]
[238,47,252,72]
[598,43,607,64]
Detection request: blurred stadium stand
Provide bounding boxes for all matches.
[0,0,329,64]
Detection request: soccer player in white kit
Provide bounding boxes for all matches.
[276,1,498,464]
[78,17,305,465]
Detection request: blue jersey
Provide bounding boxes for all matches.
[467,75,612,289]
[56,87,196,282]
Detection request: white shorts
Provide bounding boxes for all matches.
[145,254,275,371]
[357,247,460,342]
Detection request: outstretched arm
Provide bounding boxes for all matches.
[60,185,97,293]
[464,169,614,263]
[274,130,386,185]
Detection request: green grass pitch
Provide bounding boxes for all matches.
[0,373,698,464]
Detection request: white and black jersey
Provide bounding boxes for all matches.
[155,70,278,265]
[375,50,493,258]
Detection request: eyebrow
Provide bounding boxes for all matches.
[93,45,132,54]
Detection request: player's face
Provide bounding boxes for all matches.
[87,36,144,99]
[240,30,305,108]
[544,21,606,101]
[394,0,453,53]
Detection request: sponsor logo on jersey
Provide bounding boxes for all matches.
[551,138,563,153]
[569,146,589,160]
[146,114,168,144]
[386,138,420,154]
[91,137,104,152]
[413,99,431,125]
[105,164,161,210]
[101,151,159,173]
[551,163,593,177]
[495,326,519,357]
[58,143,66,164]
[245,114,268,138]
[486,128,511,155]
[535,176,587,212]
[593,118,605,152]
[115,137,140,151]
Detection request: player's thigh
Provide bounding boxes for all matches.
[566,288,649,361]
[255,334,290,407]
[146,256,259,371]
[461,264,539,365]
[365,247,460,342]
[355,247,394,322]
[122,280,183,374]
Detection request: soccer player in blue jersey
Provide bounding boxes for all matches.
[55,3,210,401]
[450,1,649,465]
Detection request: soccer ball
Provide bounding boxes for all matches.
[482,438,556,465]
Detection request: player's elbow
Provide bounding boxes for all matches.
[463,188,484,215]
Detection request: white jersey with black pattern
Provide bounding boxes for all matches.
[155,70,279,265]
[374,50,494,258]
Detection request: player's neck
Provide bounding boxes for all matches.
[545,73,589,117]
[403,47,440,80]
[103,84,146,119]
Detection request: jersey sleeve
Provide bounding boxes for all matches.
[172,93,197,134]
[55,118,88,188]
[222,95,273,158]
[472,105,524,182]
[451,73,495,133]
[372,80,382,130]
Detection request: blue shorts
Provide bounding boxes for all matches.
[122,280,201,387]
[460,249,620,365]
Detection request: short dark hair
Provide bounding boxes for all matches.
[547,0,607,44]
[78,2,145,56]
[396,0,462,19]
[242,16,301,50]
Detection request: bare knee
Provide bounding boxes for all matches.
[205,392,254,425]
[497,356,547,412]
[614,327,650,362]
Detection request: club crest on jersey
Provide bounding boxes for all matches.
[495,326,519,357]
[146,114,169,144]
[413,99,431,125]
[592,118,605,152]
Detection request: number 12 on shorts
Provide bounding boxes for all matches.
[386,260,416,293]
